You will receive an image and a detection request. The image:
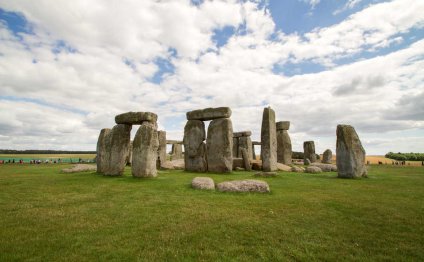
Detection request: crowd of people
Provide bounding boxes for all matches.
[0,158,91,164]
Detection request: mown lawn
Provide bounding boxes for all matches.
[0,164,423,261]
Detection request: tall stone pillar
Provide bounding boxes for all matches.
[303,141,316,163]
[261,107,277,171]
[183,120,207,172]
[207,118,233,172]
[322,149,332,164]
[97,128,111,173]
[276,121,292,165]
[157,131,167,167]
[132,122,159,177]
[336,125,367,178]
[171,143,183,160]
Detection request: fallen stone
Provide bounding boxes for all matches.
[166,140,183,144]
[192,177,215,190]
[336,125,367,178]
[305,166,322,174]
[184,120,207,172]
[233,158,244,170]
[186,107,232,121]
[217,180,270,193]
[303,141,317,163]
[206,118,233,173]
[305,158,311,165]
[311,162,337,172]
[322,149,333,164]
[291,166,304,172]
[261,107,277,172]
[276,121,290,130]
[254,172,277,177]
[132,122,159,178]
[62,164,97,173]
[276,162,292,172]
[115,111,157,125]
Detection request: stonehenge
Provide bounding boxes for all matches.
[336,124,367,178]
[184,107,233,173]
[252,141,261,160]
[261,107,277,172]
[303,141,317,163]
[233,131,253,160]
[96,111,159,177]
[276,121,292,165]
[322,149,332,164]
[157,131,167,168]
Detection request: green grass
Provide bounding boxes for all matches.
[0,164,423,261]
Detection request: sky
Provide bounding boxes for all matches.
[0,0,423,155]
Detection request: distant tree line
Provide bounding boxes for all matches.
[385,152,424,161]
[0,149,96,154]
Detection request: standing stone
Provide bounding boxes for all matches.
[322,149,332,164]
[303,141,317,163]
[184,120,207,172]
[240,148,251,171]
[157,131,167,167]
[206,118,233,173]
[336,125,367,178]
[232,137,239,158]
[238,136,253,161]
[252,142,256,160]
[276,121,292,165]
[261,107,277,172]
[171,144,183,160]
[132,122,159,178]
[96,128,111,173]
[105,124,132,176]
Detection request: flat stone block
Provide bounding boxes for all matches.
[186,107,232,121]
[276,121,290,130]
[115,112,157,125]
[233,131,252,137]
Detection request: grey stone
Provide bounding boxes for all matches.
[240,148,251,171]
[233,131,252,137]
[192,177,215,190]
[336,124,367,178]
[232,137,239,158]
[303,141,317,163]
[261,107,277,172]
[276,121,290,130]
[305,166,322,173]
[238,136,253,161]
[305,158,311,165]
[252,141,261,145]
[235,167,245,171]
[171,144,183,160]
[126,141,133,166]
[233,158,244,170]
[96,128,111,174]
[183,120,207,172]
[252,143,256,160]
[276,162,292,172]
[277,129,292,165]
[291,166,304,172]
[206,118,233,173]
[115,111,157,125]
[62,164,97,173]
[157,131,167,168]
[132,122,159,178]
[322,149,332,164]
[311,162,337,172]
[102,124,132,176]
[254,172,277,177]
[217,180,270,193]
[186,107,232,121]
[166,140,183,144]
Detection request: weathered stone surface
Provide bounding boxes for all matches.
[277,130,292,165]
[322,149,333,164]
[251,160,262,171]
[254,172,277,177]
[240,148,251,171]
[98,124,132,176]
[304,158,311,165]
[192,177,215,190]
[276,163,292,172]
[232,137,239,158]
[96,128,111,174]
[261,107,277,172]
[233,158,244,170]
[336,124,367,178]
[206,118,233,173]
[311,162,337,172]
[305,166,322,173]
[276,121,290,130]
[186,107,232,121]
[62,164,97,173]
[303,141,317,163]
[157,131,167,168]
[132,122,159,178]
[166,140,183,144]
[291,166,304,172]
[252,143,256,160]
[184,120,207,172]
[252,141,261,145]
[126,141,133,166]
[217,180,270,193]
[115,111,157,125]
[238,136,253,161]
[170,159,185,170]
[233,131,252,137]
[171,144,183,160]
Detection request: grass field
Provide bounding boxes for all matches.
[1,163,423,261]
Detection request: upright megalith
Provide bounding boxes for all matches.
[157,131,167,167]
[171,143,183,160]
[233,131,253,160]
[322,149,332,164]
[96,128,111,173]
[336,125,367,178]
[104,124,132,176]
[126,141,133,166]
[261,107,277,171]
[184,120,207,172]
[207,118,233,172]
[132,122,159,178]
[303,141,317,163]
[276,121,292,165]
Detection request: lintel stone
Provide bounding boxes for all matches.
[186,107,231,121]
